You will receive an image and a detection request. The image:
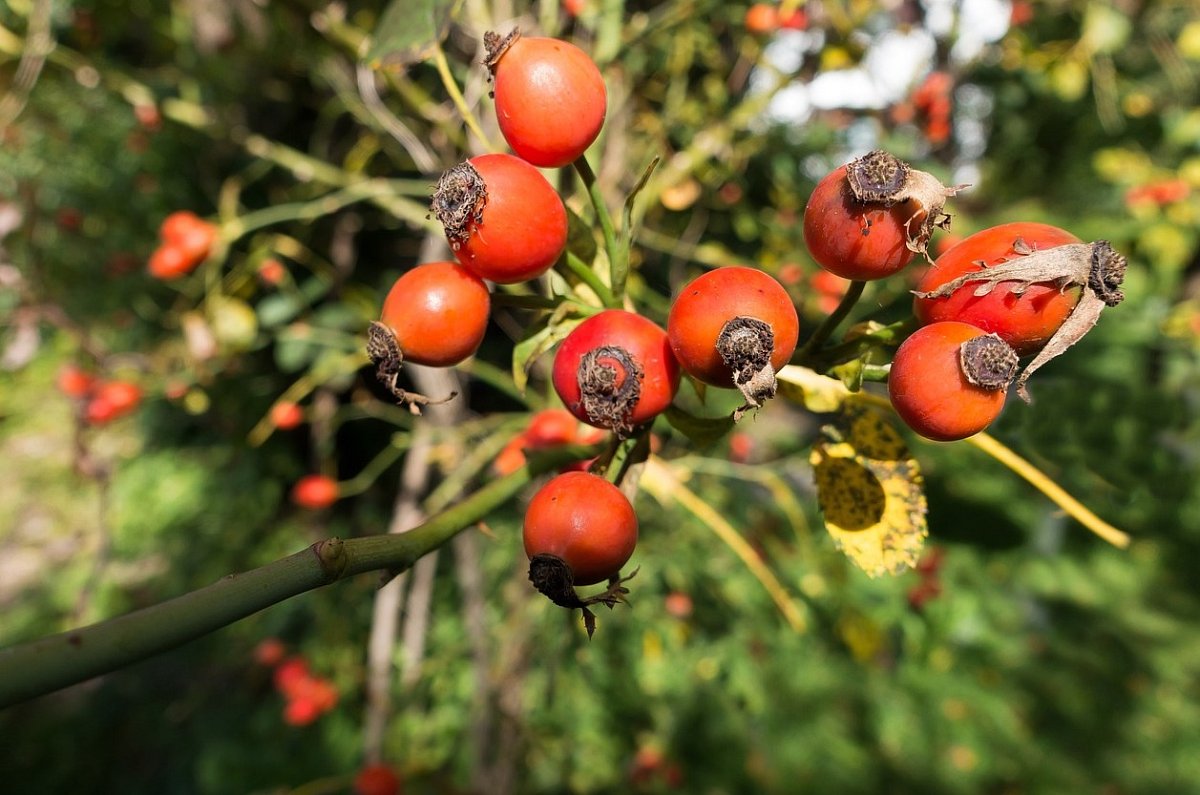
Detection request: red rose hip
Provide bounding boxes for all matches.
[523,471,638,586]
[377,261,491,367]
[888,321,1018,442]
[486,30,607,168]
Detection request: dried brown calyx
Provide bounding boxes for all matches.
[528,554,637,639]
[577,345,644,437]
[959,334,1018,391]
[716,316,777,421]
[914,239,1128,402]
[483,29,520,78]
[845,150,967,258]
[365,321,457,414]
[431,161,487,250]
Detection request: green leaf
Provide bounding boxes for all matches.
[365,0,459,69]
[256,294,304,329]
[663,405,735,449]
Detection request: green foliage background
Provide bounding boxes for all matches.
[2,0,1200,793]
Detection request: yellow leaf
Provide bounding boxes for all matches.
[776,364,851,413]
[810,406,928,577]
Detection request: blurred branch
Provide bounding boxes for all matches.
[0,0,52,134]
[0,443,603,708]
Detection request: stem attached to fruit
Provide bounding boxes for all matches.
[0,444,602,708]
[794,279,867,362]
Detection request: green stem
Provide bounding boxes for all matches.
[794,279,866,361]
[560,250,616,307]
[600,432,649,485]
[573,156,625,303]
[0,444,599,708]
[431,40,495,152]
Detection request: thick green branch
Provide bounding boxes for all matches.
[0,445,597,708]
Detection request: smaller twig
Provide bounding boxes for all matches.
[794,279,867,361]
[560,250,616,307]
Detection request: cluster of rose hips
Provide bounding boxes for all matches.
[57,364,144,425]
[366,30,1126,632]
[254,639,340,726]
[802,150,1126,442]
[146,210,218,280]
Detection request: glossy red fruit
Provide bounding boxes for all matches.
[379,261,491,367]
[354,764,402,795]
[888,321,1018,442]
[667,267,799,390]
[159,210,218,268]
[487,31,607,168]
[291,475,339,510]
[270,401,305,430]
[524,408,582,447]
[523,471,638,585]
[803,151,960,280]
[432,153,567,284]
[912,222,1083,355]
[552,310,680,433]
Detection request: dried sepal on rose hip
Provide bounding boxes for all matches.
[844,150,966,255]
[913,238,1127,401]
[365,322,458,415]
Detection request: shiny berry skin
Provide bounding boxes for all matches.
[379,261,491,367]
[523,471,638,585]
[433,154,567,284]
[888,321,1017,442]
[803,163,917,280]
[488,32,607,168]
[913,222,1083,355]
[666,267,799,388]
[291,474,339,510]
[354,764,402,795]
[552,310,680,433]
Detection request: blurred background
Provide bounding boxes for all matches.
[2,0,1199,792]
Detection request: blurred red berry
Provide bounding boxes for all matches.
[664,591,693,619]
[283,697,320,726]
[745,3,779,34]
[85,380,143,425]
[134,103,161,131]
[728,432,754,463]
[915,547,945,577]
[55,208,83,233]
[270,401,304,430]
[254,638,287,667]
[907,579,942,611]
[273,657,311,697]
[354,764,402,795]
[148,243,193,280]
[291,475,339,510]
[257,258,286,286]
[57,364,96,399]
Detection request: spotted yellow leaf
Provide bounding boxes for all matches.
[811,406,928,577]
